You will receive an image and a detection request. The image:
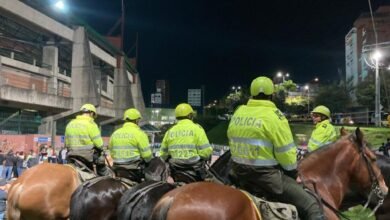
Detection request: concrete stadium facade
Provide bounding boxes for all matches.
[0,0,145,145]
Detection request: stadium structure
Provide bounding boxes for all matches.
[0,0,145,149]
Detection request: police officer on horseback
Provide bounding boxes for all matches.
[108,108,152,182]
[65,103,109,176]
[159,103,213,183]
[308,105,337,152]
[227,76,325,220]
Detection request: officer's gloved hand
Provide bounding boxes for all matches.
[284,169,298,179]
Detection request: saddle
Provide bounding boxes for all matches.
[67,155,115,182]
[169,163,200,183]
[242,190,299,220]
[113,166,144,183]
[169,160,208,183]
[67,156,97,182]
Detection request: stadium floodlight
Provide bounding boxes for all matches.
[54,0,67,12]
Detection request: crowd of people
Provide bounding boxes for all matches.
[0,145,69,183]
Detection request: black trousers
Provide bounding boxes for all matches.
[232,163,325,220]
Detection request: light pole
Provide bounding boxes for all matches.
[304,85,310,115]
[231,85,241,94]
[277,72,290,83]
[372,50,382,127]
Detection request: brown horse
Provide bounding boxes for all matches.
[342,152,390,220]
[151,182,261,220]
[151,128,388,220]
[7,163,80,220]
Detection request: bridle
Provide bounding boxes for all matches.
[360,148,387,217]
[299,135,387,219]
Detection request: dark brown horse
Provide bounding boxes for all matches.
[151,128,388,220]
[374,153,390,220]
[7,163,80,220]
[117,180,176,220]
[70,176,128,220]
[69,157,169,220]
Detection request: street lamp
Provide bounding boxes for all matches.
[372,50,382,127]
[276,72,290,82]
[231,85,241,93]
[304,85,310,115]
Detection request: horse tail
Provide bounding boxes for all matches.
[7,183,23,220]
[150,196,174,220]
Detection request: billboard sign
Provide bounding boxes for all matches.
[188,89,202,107]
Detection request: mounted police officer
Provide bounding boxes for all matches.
[108,108,152,182]
[308,105,337,153]
[159,103,213,183]
[65,103,109,176]
[227,76,325,220]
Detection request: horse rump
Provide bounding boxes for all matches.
[117,180,176,220]
[70,176,127,220]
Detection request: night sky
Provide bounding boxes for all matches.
[70,0,390,106]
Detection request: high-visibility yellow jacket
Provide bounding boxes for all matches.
[159,119,212,163]
[108,122,152,163]
[227,99,297,171]
[307,119,337,152]
[65,115,103,150]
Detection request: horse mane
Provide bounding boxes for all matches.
[117,181,176,220]
[298,134,353,169]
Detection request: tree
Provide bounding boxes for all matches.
[355,73,390,112]
[274,80,298,112]
[356,74,375,110]
[314,82,352,113]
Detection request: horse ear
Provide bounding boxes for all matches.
[340,127,348,136]
[355,127,364,150]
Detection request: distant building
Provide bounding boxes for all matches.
[345,6,390,87]
[156,80,170,107]
[188,89,202,107]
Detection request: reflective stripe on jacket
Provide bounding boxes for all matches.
[308,119,337,152]
[108,122,152,163]
[227,99,297,171]
[65,115,103,150]
[159,119,212,163]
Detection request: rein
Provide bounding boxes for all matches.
[298,174,352,220]
[298,134,386,219]
[351,134,387,217]
[360,152,386,217]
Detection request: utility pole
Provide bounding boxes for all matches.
[121,0,125,50]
